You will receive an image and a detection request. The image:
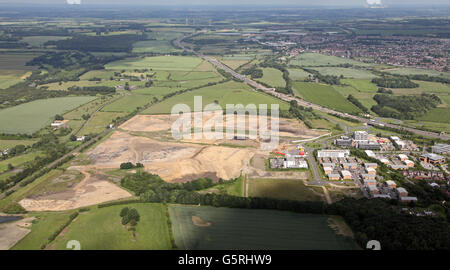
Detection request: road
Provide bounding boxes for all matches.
[175,35,450,141]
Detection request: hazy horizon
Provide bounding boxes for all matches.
[0,0,449,7]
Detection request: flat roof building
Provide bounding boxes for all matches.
[340,170,352,180]
[327,174,341,181]
[431,144,450,155]
[396,187,408,197]
[365,150,376,158]
[420,153,446,165]
[385,180,397,189]
[317,150,350,158]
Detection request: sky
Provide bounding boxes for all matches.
[0,0,449,6]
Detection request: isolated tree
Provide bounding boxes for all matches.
[54,114,64,121]
[120,207,129,218]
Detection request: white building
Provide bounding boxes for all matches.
[365,150,376,158]
[317,150,350,158]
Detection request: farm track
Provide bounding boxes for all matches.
[174,34,450,141]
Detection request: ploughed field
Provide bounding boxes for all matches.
[169,205,357,250]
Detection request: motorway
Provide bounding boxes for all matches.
[175,35,450,141]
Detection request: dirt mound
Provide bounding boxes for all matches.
[192,216,211,227]
[87,132,254,182]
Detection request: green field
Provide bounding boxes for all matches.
[0,151,43,175]
[169,205,356,250]
[341,79,379,93]
[311,67,376,79]
[248,179,324,202]
[78,111,126,135]
[288,68,312,80]
[132,40,181,54]
[0,74,24,89]
[101,94,154,113]
[293,82,362,114]
[21,36,70,47]
[48,203,172,250]
[383,68,450,79]
[290,53,370,67]
[142,81,289,114]
[0,96,96,134]
[0,139,37,150]
[256,68,286,88]
[105,56,203,71]
[418,108,450,124]
[12,210,77,250]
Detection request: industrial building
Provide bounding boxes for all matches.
[420,153,446,165]
[431,144,450,155]
[317,150,350,158]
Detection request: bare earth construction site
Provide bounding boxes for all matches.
[18,113,326,212]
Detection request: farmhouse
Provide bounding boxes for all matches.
[51,120,69,129]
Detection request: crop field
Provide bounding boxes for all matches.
[288,68,311,80]
[289,53,370,67]
[0,74,23,89]
[341,79,379,93]
[0,96,96,134]
[132,86,182,98]
[293,82,362,114]
[132,40,181,54]
[0,54,39,70]
[248,179,324,202]
[41,80,131,91]
[391,81,450,96]
[21,36,70,47]
[418,108,450,124]
[63,96,111,120]
[256,68,286,88]
[382,67,450,79]
[0,139,37,150]
[41,203,172,250]
[169,205,356,250]
[105,56,203,71]
[311,67,377,79]
[142,81,289,114]
[101,94,154,113]
[78,111,126,135]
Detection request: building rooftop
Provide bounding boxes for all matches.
[421,153,445,161]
